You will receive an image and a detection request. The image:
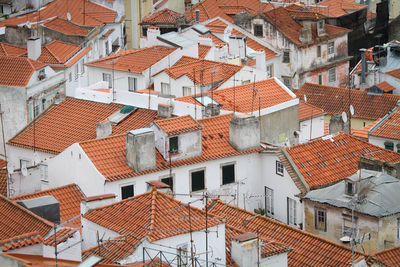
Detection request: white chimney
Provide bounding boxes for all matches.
[96,120,112,138]
[255,50,266,72]
[231,232,259,267]
[147,27,161,45]
[126,128,156,172]
[27,37,41,60]
[229,114,260,152]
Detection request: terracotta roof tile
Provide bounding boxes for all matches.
[286,132,400,189]
[369,106,400,140]
[208,199,367,266]
[43,227,76,246]
[296,83,400,120]
[231,28,277,60]
[184,0,232,23]
[386,68,400,80]
[154,115,202,136]
[0,231,43,252]
[176,78,296,113]
[13,184,85,228]
[0,56,45,87]
[38,40,83,65]
[372,245,400,266]
[140,8,182,25]
[351,119,379,140]
[8,98,161,154]
[83,189,223,264]
[199,33,226,47]
[85,193,115,202]
[299,100,325,121]
[43,17,90,36]
[206,18,227,33]
[161,56,242,85]
[367,81,395,93]
[0,194,53,241]
[86,46,176,74]
[0,0,116,27]
[198,44,211,59]
[0,158,7,196]
[0,42,26,57]
[309,0,367,18]
[80,114,260,181]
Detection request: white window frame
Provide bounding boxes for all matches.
[328,42,334,55]
[20,159,29,169]
[287,197,296,226]
[276,160,284,176]
[190,167,206,192]
[266,64,273,78]
[128,77,137,92]
[161,82,171,95]
[220,162,236,185]
[328,67,336,83]
[283,51,290,63]
[265,186,274,218]
[75,63,79,80]
[182,86,192,96]
[103,73,112,88]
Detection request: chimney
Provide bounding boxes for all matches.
[157,103,173,118]
[329,113,350,134]
[96,120,112,138]
[81,194,116,214]
[299,28,312,44]
[17,196,60,224]
[360,48,367,90]
[54,91,66,104]
[231,232,259,267]
[229,114,260,152]
[195,9,200,23]
[204,103,220,117]
[147,26,160,44]
[255,50,266,72]
[27,37,41,60]
[126,128,156,172]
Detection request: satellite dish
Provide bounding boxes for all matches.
[342,111,348,123]
[349,105,354,116]
[26,21,31,29]
[67,12,71,21]
[304,95,307,103]
[6,163,14,174]
[21,166,28,177]
[33,152,40,165]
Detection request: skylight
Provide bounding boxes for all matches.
[194,95,220,107]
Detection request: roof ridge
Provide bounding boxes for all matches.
[12,183,85,200]
[149,189,157,233]
[42,46,61,63]
[79,132,126,145]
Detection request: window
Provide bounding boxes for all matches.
[75,64,79,80]
[345,180,355,196]
[397,218,400,239]
[33,104,40,117]
[328,42,334,54]
[221,164,235,185]
[161,82,170,95]
[265,187,274,218]
[105,40,109,55]
[121,184,134,199]
[385,141,394,151]
[276,161,284,176]
[103,73,112,88]
[68,72,72,82]
[38,69,46,80]
[20,159,29,169]
[254,24,263,37]
[317,45,321,57]
[161,176,173,191]
[283,77,292,89]
[169,136,178,153]
[318,74,322,85]
[315,207,327,231]
[128,77,137,92]
[242,80,251,84]
[283,51,290,63]
[342,217,356,237]
[397,144,400,153]
[318,20,324,30]
[81,59,85,74]
[328,67,336,82]
[266,64,273,78]
[191,169,205,192]
[287,197,296,226]
[182,86,191,96]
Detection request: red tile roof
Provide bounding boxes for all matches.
[299,100,325,121]
[43,227,76,246]
[80,114,260,181]
[372,245,400,266]
[85,193,115,202]
[38,40,89,68]
[286,132,400,189]
[263,6,351,47]
[0,56,45,87]
[206,18,227,33]
[386,68,400,80]
[0,0,116,27]
[369,106,400,140]
[351,119,379,140]
[198,44,211,59]
[154,0,168,10]
[82,189,223,264]
[8,98,161,154]
[367,81,395,93]
[297,83,400,120]
[176,78,296,113]
[13,184,85,228]
[86,46,176,74]
[231,28,277,60]
[0,159,7,196]
[140,8,182,25]
[199,33,226,47]
[184,0,232,23]
[0,42,26,57]
[208,199,367,266]
[0,194,53,241]
[154,115,202,136]
[43,17,90,36]
[309,0,367,18]
[0,231,43,252]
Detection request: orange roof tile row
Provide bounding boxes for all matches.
[85,46,176,74]
[199,33,227,47]
[0,231,42,252]
[309,0,367,18]
[351,119,379,140]
[0,0,116,27]
[0,158,7,196]
[369,106,400,140]
[8,98,161,154]
[83,190,223,264]
[0,42,26,57]
[13,184,85,228]
[43,227,76,246]
[140,8,182,25]
[154,115,202,136]
[367,81,395,93]
[206,18,227,33]
[208,199,366,266]
[198,44,211,59]
[299,100,325,121]
[386,68,400,80]
[231,28,277,60]
[297,83,400,120]
[80,114,260,181]
[0,194,53,241]
[286,132,400,189]
[0,56,45,87]
[176,78,296,113]
[372,245,400,266]
[43,17,90,36]
[184,0,232,23]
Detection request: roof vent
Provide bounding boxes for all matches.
[108,106,136,125]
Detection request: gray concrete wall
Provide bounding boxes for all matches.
[260,104,299,145]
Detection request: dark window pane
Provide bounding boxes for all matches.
[222,164,235,185]
[170,136,178,153]
[121,185,134,200]
[191,170,205,191]
[161,177,173,189]
[254,24,263,36]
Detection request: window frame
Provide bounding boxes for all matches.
[160,175,174,192]
[265,186,274,218]
[182,86,192,96]
[315,207,327,232]
[120,183,134,200]
[318,74,322,85]
[103,73,112,88]
[328,42,334,55]
[276,160,284,176]
[190,168,206,192]
[385,141,394,151]
[128,77,137,92]
[317,45,321,58]
[254,24,263,37]
[161,82,171,95]
[287,197,297,226]
[283,51,290,63]
[221,162,235,185]
[266,64,274,78]
[169,136,179,154]
[328,67,336,83]
[397,217,400,239]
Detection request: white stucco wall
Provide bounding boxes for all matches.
[299,115,325,142]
